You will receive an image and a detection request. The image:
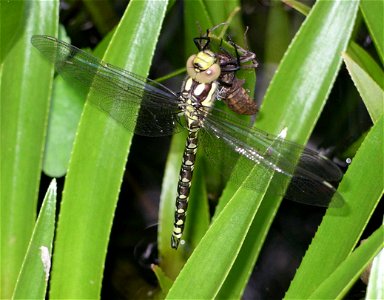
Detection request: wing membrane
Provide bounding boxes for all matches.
[203,108,343,206]
[32,35,343,206]
[31,35,183,136]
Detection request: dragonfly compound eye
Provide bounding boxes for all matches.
[186,50,221,84]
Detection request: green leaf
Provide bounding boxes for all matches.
[184,0,213,56]
[308,226,384,299]
[43,76,85,177]
[265,1,293,64]
[166,1,360,299]
[158,131,191,278]
[283,0,310,16]
[48,1,168,298]
[347,42,384,90]
[286,116,384,298]
[263,0,292,97]
[82,0,118,36]
[366,220,384,299]
[42,27,82,177]
[204,1,238,26]
[0,1,58,298]
[343,43,384,123]
[0,0,26,63]
[152,264,174,295]
[203,1,243,40]
[43,28,114,177]
[167,173,270,299]
[12,179,57,300]
[219,1,360,298]
[360,0,384,64]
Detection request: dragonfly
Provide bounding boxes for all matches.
[193,31,259,115]
[31,34,343,249]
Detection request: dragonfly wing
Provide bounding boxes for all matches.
[31,35,183,136]
[203,108,344,207]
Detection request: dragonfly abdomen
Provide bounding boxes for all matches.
[171,130,198,249]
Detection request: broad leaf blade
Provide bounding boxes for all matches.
[366,221,384,299]
[308,227,384,299]
[48,1,168,298]
[43,76,85,177]
[166,1,360,299]
[360,0,384,64]
[219,1,360,298]
[343,44,384,123]
[158,131,190,278]
[0,1,58,298]
[12,179,57,299]
[286,116,384,298]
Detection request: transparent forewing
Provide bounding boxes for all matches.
[31,35,183,136]
[203,108,343,206]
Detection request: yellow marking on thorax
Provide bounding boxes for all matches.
[184,77,193,91]
[201,81,217,108]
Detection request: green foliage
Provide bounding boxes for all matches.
[12,179,57,299]
[1,0,382,299]
[47,2,168,298]
[308,226,384,299]
[1,1,58,298]
[285,115,383,298]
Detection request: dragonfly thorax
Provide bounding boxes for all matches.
[181,77,218,130]
[182,50,220,130]
[186,50,221,83]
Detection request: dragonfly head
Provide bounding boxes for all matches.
[186,50,221,84]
